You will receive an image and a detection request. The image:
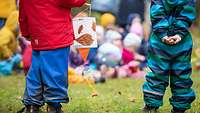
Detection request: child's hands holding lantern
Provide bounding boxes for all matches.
[162,35,182,45]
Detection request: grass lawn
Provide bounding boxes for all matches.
[0,70,200,113]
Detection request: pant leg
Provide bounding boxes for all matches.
[170,48,195,110]
[143,46,170,107]
[40,47,70,103]
[23,51,44,106]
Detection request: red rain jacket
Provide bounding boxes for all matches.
[19,0,86,50]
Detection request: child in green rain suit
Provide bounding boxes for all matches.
[143,0,196,113]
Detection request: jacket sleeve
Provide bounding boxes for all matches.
[56,0,86,8]
[173,0,196,38]
[150,0,170,39]
[19,0,30,38]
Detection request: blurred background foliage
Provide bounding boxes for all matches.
[72,0,200,27]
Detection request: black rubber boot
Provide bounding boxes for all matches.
[142,105,159,113]
[47,104,64,113]
[171,108,186,113]
[25,105,40,113]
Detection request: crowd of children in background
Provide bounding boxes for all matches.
[0,10,149,83]
[61,12,149,83]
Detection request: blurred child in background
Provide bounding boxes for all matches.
[100,13,116,31]
[97,30,122,78]
[105,30,122,49]
[125,13,148,69]
[121,13,144,39]
[128,14,144,37]
[0,11,21,76]
[97,43,122,78]
[118,33,146,78]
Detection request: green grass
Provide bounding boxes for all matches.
[0,70,200,113]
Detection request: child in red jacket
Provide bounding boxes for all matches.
[19,0,86,113]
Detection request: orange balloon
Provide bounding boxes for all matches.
[78,48,90,62]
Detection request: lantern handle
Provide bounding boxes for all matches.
[74,1,92,17]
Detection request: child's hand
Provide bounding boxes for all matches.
[162,36,175,45]
[169,35,182,45]
[162,35,181,45]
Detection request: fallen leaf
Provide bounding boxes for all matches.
[16,96,22,100]
[129,97,136,103]
[91,91,98,97]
